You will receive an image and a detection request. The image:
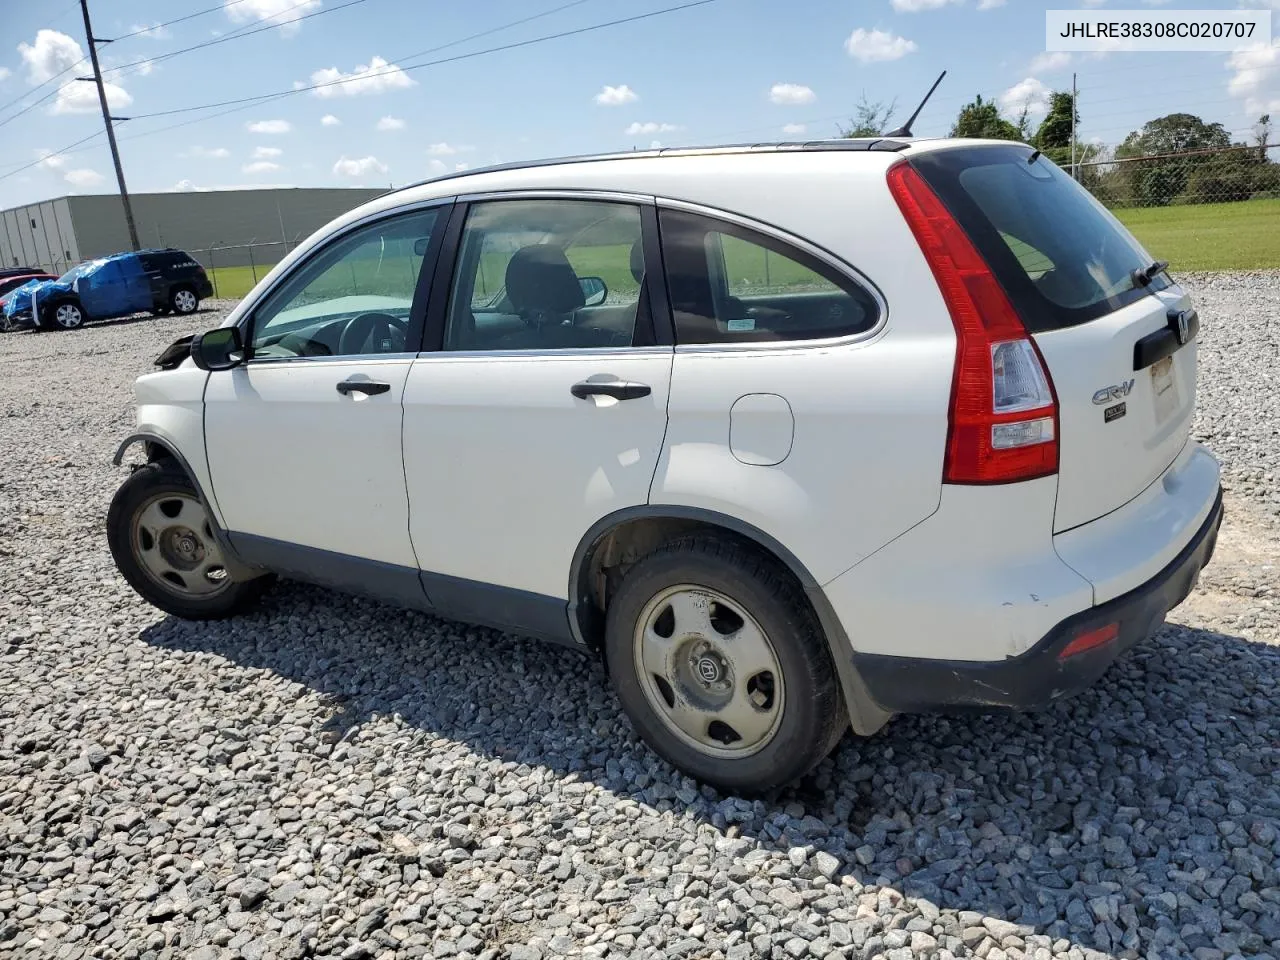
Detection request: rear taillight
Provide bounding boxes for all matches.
[1058,622,1118,660]
[886,162,1058,484]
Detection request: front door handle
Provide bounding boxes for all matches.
[336,379,391,396]
[571,379,652,401]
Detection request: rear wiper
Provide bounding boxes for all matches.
[1130,260,1169,288]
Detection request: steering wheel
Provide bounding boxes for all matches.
[339,312,405,355]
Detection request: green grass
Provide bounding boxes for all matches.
[206,264,277,300]
[1114,197,1280,271]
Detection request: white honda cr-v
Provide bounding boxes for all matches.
[108,138,1222,793]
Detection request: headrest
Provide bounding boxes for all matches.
[505,245,584,316]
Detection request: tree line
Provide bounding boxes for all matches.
[842,92,1279,208]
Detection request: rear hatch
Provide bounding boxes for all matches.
[910,144,1196,532]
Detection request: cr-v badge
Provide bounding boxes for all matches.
[1093,379,1134,405]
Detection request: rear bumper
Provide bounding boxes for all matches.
[196,279,214,299]
[853,486,1223,712]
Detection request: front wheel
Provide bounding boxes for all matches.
[170,287,199,315]
[107,462,271,619]
[604,535,847,794]
[45,300,85,330]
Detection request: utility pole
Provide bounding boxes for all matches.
[78,0,140,251]
[1070,72,1078,180]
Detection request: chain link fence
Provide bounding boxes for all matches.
[185,238,305,300]
[1072,142,1280,208]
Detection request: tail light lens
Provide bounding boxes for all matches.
[886,161,1059,484]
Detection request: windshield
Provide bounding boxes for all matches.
[56,262,95,284]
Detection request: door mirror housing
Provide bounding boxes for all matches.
[578,276,607,307]
[190,325,245,371]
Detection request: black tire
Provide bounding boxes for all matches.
[107,461,271,620]
[604,534,847,794]
[43,298,85,330]
[169,286,199,315]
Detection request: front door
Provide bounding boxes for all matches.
[204,205,446,606]
[402,196,672,636]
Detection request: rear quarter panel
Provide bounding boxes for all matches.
[649,155,957,585]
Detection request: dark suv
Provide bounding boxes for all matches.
[137,249,216,316]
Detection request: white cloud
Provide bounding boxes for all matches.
[247,119,291,134]
[977,0,1006,8]
[891,0,957,10]
[594,84,638,106]
[650,140,662,149]
[0,68,10,82]
[333,155,388,177]
[309,56,415,97]
[168,179,296,192]
[252,146,283,159]
[36,149,66,171]
[1030,51,1072,73]
[1081,0,1107,6]
[1227,40,1280,115]
[224,0,321,36]
[52,80,131,115]
[782,123,807,135]
[172,179,198,192]
[376,115,406,131]
[64,168,105,188]
[129,22,172,40]
[844,28,917,63]
[187,146,231,159]
[625,121,678,135]
[243,160,283,174]
[770,83,816,105]
[320,114,341,126]
[18,29,83,84]
[426,142,472,155]
[999,77,1052,117]
[455,162,470,171]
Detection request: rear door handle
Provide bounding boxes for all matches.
[571,379,651,401]
[336,379,391,396]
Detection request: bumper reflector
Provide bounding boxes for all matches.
[1058,622,1119,661]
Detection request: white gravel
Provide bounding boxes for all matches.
[1,277,1278,960]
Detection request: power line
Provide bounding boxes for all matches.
[102,0,374,81]
[125,0,723,123]
[0,130,104,185]
[109,0,253,44]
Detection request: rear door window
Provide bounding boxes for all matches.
[909,144,1169,332]
[658,208,879,344]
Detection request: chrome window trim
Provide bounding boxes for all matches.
[455,189,656,205]
[654,197,889,354]
[412,345,673,361]
[237,197,454,363]
[242,353,420,369]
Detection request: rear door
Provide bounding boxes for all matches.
[402,195,672,618]
[910,144,1196,532]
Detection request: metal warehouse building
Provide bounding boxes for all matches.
[0,187,385,278]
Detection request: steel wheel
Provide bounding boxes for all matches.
[633,584,786,759]
[172,289,198,314]
[53,303,83,329]
[131,492,231,598]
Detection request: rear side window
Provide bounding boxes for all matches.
[909,144,1168,332]
[658,209,879,345]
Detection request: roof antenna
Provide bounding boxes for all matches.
[884,69,946,138]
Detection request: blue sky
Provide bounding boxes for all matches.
[0,0,1276,209]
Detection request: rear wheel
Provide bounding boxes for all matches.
[45,299,84,330]
[107,462,271,619]
[605,535,846,794]
[170,287,199,315]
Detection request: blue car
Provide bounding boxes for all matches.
[3,248,214,331]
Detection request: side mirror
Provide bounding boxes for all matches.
[579,276,607,307]
[190,326,245,371]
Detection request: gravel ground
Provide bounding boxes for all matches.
[1,276,1277,960]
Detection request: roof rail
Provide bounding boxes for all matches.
[386,137,914,197]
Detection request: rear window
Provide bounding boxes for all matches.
[909,144,1169,332]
